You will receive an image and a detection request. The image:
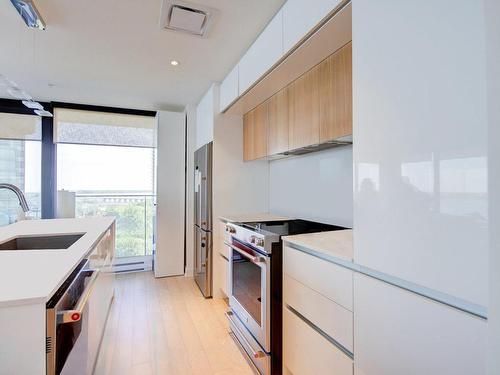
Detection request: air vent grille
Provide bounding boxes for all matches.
[46,336,53,354]
[160,0,217,38]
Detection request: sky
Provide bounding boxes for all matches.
[56,144,155,193]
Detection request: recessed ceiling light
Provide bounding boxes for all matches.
[170,60,179,66]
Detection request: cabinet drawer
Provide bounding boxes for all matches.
[284,274,353,352]
[284,245,353,311]
[284,306,353,375]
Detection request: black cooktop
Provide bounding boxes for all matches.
[241,219,348,237]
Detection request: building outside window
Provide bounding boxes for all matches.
[0,113,41,225]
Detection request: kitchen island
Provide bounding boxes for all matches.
[0,217,116,375]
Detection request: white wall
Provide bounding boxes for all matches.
[486,0,500,371]
[195,86,215,149]
[269,146,353,227]
[155,110,186,277]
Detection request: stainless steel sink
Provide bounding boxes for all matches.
[0,234,85,251]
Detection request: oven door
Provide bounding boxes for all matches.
[227,239,271,352]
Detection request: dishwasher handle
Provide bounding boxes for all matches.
[57,269,100,324]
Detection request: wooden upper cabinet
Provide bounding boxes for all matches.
[243,110,255,161]
[268,87,289,155]
[289,65,320,150]
[319,42,352,142]
[242,42,352,160]
[243,102,268,161]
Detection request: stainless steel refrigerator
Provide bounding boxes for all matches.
[194,142,213,297]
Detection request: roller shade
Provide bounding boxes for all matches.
[54,108,157,148]
[0,112,41,141]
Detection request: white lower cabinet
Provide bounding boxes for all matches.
[218,252,229,297]
[87,228,115,373]
[283,244,353,374]
[354,274,487,375]
[284,306,353,375]
[284,274,353,352]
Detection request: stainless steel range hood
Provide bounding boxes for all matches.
[275,134,352,158]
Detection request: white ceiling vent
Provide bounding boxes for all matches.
[160,0,217,38]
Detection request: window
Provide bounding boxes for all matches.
[54,108,157,261]
[0,113,42,225]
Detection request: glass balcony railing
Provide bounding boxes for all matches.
[75,194,156,258]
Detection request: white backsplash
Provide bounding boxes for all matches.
[269,145,353,227]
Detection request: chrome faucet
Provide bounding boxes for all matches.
[0,183,30,213]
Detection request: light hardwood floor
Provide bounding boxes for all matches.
[94,272,254,375]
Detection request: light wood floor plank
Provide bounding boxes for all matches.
[95,272,253,375]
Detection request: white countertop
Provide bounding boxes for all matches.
[219,213,292,223]
[283,229,353,262]
[0,217,114,307]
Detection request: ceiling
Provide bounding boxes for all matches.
[0,0,285,111]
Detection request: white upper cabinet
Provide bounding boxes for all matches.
[220,64,239,112]
[282,0,343,53]
[238,9,284,95]
[353,0,488,307]
[354,274,487,375]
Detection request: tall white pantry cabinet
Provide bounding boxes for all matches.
[352,0,488,374]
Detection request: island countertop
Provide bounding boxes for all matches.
[0,217,115,307]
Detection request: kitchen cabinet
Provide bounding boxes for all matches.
[217,253,229,297]
[353,0,488,307]
[238,10,283,95]
[284,245,353,311]
[283,306,353,375]
[282,0,343,53]
[243,43,353,159]
[88,226,115,374]
[283,242,354,374]
[220,65,239,112]
[354,274,487,375]
[319,42,352,142]
[243,102,268,161]
[289,64,320,150]
[268,87,289,155]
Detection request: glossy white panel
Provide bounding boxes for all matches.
[353,0,488,306]
[238,9,283,95]
[486,0,500,371]
[269,146,353,227]
[282,0,342,53]
[354,274,487,375]
[196,87,215,149]
[0,303,45,374]
[220,65,239,112]
[155,111,186,277]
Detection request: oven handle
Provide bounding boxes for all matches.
[226,311,267,359]
[224,241,264,265]
[57,269,100,324]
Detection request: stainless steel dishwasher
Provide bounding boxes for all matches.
[46,259,100,375]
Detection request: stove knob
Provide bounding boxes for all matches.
[250,236,264,247]
[226,225,236,234]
